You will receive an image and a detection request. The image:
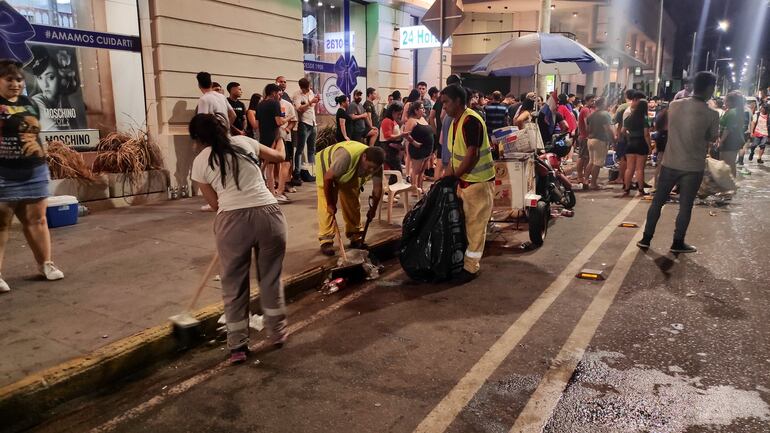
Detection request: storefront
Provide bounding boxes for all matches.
[302,0,368,117]
[2,0,145,150]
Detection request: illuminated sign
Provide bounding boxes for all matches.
[398,25,450,50]
[324,32,355,54]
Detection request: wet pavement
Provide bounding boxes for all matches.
[18,162,770,433]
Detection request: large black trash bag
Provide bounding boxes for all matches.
[399,176,467,282]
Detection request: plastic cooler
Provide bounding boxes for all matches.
[46,195,79,228]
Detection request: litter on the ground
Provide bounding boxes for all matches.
[671,323,685,331]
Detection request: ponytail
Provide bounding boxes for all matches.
[188,114,241,190]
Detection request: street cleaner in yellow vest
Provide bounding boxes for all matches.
[441,84,496,282]
[316,141,386,256]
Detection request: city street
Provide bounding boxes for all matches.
[26,163,770,433]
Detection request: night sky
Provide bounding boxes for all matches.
[666,0,770,86]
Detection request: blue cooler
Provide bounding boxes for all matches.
[46,195,79,228]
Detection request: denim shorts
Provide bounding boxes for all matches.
[0,163,50,202]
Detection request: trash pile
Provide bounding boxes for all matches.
[698,157,736,199]
[399,176,466,282]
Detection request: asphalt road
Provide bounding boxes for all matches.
[26,164,770,433]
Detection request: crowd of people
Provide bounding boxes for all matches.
[3,63,762,364]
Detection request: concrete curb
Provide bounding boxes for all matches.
[0,233,401,431]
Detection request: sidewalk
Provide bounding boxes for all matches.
[0,186,404,388]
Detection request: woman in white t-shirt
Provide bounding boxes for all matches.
[189,113,289,364]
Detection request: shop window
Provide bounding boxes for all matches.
[302,0,367,117]
[6,0,144,150]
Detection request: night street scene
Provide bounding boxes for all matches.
[1,0,770,432]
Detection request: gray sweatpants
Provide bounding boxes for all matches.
[214,204,287,350]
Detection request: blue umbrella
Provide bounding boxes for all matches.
[470,33,608,77]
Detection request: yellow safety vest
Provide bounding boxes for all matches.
[448,108,495,183]
[315,140,370,187]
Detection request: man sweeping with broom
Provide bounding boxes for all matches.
[316,141,385,256]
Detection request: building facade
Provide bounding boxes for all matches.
[451,0,676,100]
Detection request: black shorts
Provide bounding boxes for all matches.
[626,137,649,155]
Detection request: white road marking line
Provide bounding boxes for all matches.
[90,271,395,433]
[412,198,641,433]
[508,227,644,433]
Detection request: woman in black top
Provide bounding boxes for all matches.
[0,60,64,293]
[245,93,261,140]
[402,102,434,193]
[335,95,353,142]
[620,99,651,196]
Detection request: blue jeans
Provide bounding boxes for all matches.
[643,166,703,242]
[295,122,316,177]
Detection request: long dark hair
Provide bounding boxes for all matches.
[629,99,649,128]
[189,113,241,189]
[247,93,261,111]
[407,89,420,103]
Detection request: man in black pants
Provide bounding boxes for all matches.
[637,71,719,254]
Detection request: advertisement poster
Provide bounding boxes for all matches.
[22,43,87,131]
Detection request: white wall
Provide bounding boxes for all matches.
[142,0,304,187]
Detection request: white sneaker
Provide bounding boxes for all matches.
[0,275,9,293]
[39,262,64,281]
[275,194,291,203]
[200,204,214,212]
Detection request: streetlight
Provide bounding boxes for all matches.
[718,20,730,32]
[726,46,731,52]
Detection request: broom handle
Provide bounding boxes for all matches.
[189,253,219,311]
[334,220,348,262]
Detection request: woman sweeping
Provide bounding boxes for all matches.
[189,113,289,364]
[0,59,64,293]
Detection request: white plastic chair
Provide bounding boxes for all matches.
[380,170,418,224]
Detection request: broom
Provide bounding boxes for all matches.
[169,253,220,344]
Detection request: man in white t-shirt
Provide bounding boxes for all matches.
[292,77,320,184]
[196,71,235,127]
[276,96,298,200]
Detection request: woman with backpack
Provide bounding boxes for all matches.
[749,103,768,164]
[189,113,289,364]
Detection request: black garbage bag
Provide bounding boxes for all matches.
[399,176,467,282]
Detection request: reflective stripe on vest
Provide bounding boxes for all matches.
[315,141,369,186]
[448,108,496,183]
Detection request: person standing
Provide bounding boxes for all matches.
[620,99,651,197]
[378,103,406,181]
[417,81,432,118]
[585,97,614,190]
[718,91,746,177]
[610,90,638,185]
[638,71,719,254]
[441,84,495,282]
[226,82,246,136]
[483,91,509,133]
[348,89,377,146]
[363,87,380,129]
[189,113,289,362]
[257,84,288,202]
[0,60,64,293]
[245,93,261,140]
[402,102,433,193]
[196,71,235,127]
[335,95,354,142]
[275,76,292,104]
[575,94,596,185]
[278,94,297,198]
[292,78,319,184]
[749,103,768,164]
